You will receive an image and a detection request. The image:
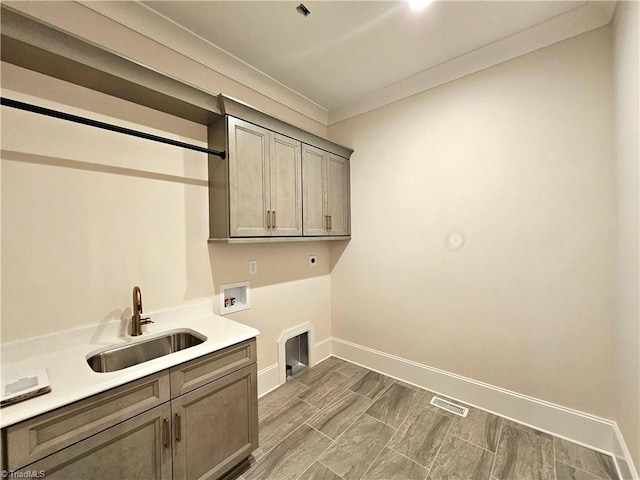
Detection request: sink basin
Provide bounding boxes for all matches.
[87,330,206,373]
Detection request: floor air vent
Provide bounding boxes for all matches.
[429,396,469,417]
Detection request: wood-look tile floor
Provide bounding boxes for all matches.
[235,357,620,480]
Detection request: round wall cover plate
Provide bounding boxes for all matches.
[445,230,465,251]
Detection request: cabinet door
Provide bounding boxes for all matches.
[172,364,258,480]
[227,117,271,237]
[302,144,328,236]
[17,403,172,480]
[327,153,350,236]
[270,133,302,236]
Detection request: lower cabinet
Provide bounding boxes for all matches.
[18,403,172,480]
[172,365,258,480]
[3,339,258,480]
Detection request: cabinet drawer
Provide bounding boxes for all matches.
[5,371,170,470]
[170,338,256,397]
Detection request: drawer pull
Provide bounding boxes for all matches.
[175,413,181,441]
[163,418,169,448]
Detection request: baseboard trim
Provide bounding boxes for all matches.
[314,337,332,364]
[613,423,640,480]
[257,337,637,478]
[257,362,280,397]
[331,337,637,479]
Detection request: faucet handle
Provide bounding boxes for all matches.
[140,316,153,325]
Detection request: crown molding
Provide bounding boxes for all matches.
[76,0,329,127]
[6,1,615,129]
[328,1,616,125]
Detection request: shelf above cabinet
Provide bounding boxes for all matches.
[208,236,350,244]
[1,6,222,125]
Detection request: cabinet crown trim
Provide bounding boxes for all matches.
[219,95,353,159]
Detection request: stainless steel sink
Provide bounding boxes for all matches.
[87,330,206,373]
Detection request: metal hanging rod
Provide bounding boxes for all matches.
[1,97,226,159]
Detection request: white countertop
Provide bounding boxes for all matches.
[0,299,260,429]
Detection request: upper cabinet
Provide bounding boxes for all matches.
[224,117,302,237]
[0,10,352,244]
[302,145,350,236]
[209,96,352,243]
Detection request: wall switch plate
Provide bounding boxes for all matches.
[309,255,317,266]
[249,260,258,275]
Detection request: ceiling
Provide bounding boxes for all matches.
[140,1,614,111]
[77,1,616,124]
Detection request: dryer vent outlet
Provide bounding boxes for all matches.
[285,332,309,379]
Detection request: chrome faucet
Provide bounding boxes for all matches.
[131,286,153,336]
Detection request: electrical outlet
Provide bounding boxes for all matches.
[309,255,317,266]
[249,260,258,275]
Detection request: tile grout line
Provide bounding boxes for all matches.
[304,387,362,425]
[311,411,374,471]
[555,459,609,480]
[295,394,322,411]
[421,409,457,480]
[448,431,499,455]
[260,392,313,422]
[307,373,407,478]
[553,435,558,480]
[318,459,346,480]
[305,421,336,442]
[362,378,427,430]
[252,404,339,475]
[393,388,427,430]
[335,364,370,383]
[363,411,401,430]
[359,414,403,480]
[489,414,505,480]
[293,374,363,480]
[302,383,365,437]
[388,445,431,469]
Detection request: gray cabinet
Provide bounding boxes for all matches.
[16,403,172,480]
[303,144,350,236]
[208,96,353,243]
[4,371,170,471]
[209,116,302,238]
[172,365,258,480]
[2,338,258,480]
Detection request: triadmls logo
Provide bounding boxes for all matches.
[1,471,46,479]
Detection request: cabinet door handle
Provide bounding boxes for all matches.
[272,210,276,229]
[328,215,332,230]
[175,413,181,441]
[325,215,329,230]
[266,211,271,229]
[163,418,170,448]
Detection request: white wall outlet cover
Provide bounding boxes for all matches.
[309,255,317,266]
[249,260,257,275]
[445,230,465,251]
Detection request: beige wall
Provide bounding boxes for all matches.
[328,27,616,419]
[0,2,332,370]
[2,3,636,461]
[613,0,640,468]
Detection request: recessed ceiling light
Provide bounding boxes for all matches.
[408,0,434,12]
